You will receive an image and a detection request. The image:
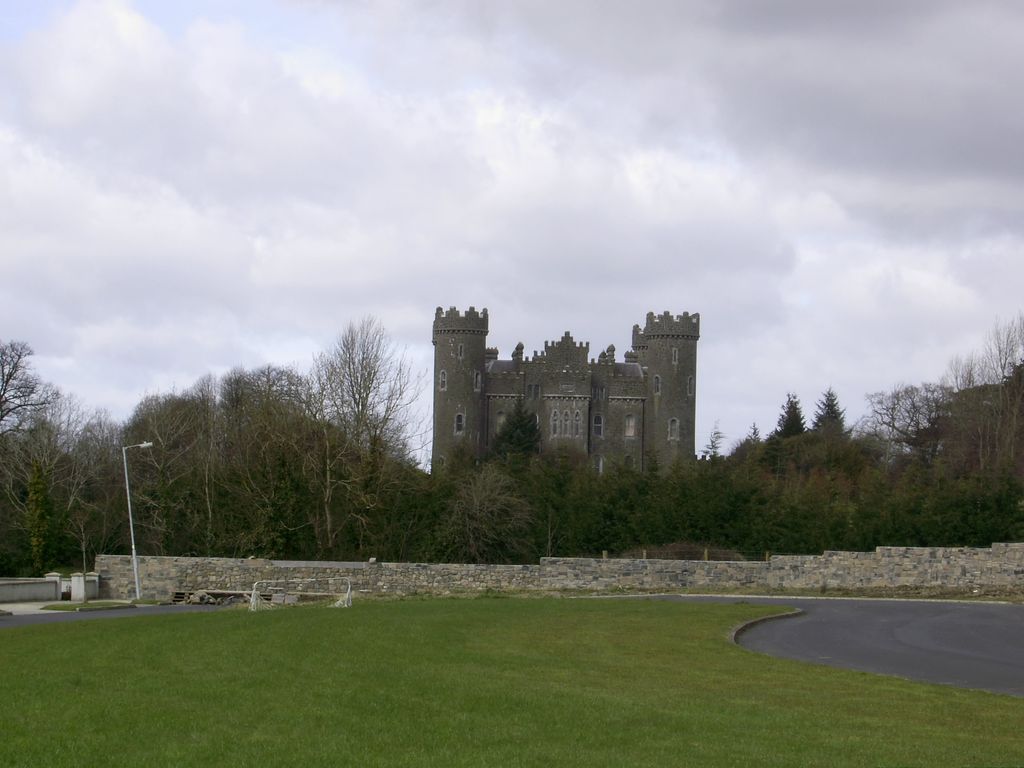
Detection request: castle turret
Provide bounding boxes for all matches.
[633,311,700,466]
[432,306,489,467]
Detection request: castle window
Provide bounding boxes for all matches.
[687,375,694,397]
[455,413,465,434]
[672,347,679,365]
[439,370,447,391]
[563,411,570,438]
[653,375,661,395]
[496,411,506,431]
[457,343,464,360]
[551,410,560,437]
[668,418,679,441]
[527,383,540,399]
[624,414,636,438]
[473,371,481,392]
[593,414,603,438]
[574,410,581,437]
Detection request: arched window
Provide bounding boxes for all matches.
[563,410,570,438]
[668,418,679,441]
[457,343,464,360]
[624,413,636,438]
[574,410,581,437]
[473,371,481,392]
[593,414,604,438]
[455,413,465,434]
[687,375,694,396]
[672,347,679,365]
[439,370,447,391]
[551,410,559,437]
[653,375,661,395]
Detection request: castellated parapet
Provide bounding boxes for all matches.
[536,332,590,370]
[433,306,489,336]
[432,306,700,472]
[632,311,700,347]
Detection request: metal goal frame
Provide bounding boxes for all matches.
[248,577,353,611]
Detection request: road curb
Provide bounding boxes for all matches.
[730,607,803,645]
[75,603,137,612]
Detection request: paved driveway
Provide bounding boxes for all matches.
[0,603,219,629]
[661,595,1024,698]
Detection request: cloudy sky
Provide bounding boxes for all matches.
[2,0,1022,455]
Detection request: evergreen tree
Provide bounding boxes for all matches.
[773,393,806,439]
[490,400,541,460]
[813,387,847,434]
[702,421,725,459]
[747,423,761,442]
[25,461,53,573]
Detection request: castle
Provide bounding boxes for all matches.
[431,306,700,471]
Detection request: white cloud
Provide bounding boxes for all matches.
[0,0,1020,456]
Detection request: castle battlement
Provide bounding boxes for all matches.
[433,305,489,336]
[632,310,700,346]
[535,332,589,368]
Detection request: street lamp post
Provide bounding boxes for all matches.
[122,441,153,601]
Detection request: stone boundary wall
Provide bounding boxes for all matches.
[94,555,543,600]
[538,557,768,591]
[769,543,1024,590]
[95,542,1024,601]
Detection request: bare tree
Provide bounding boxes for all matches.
[314,317,423,460]
[302,317,424,555]
[439,463,533,563]
[1,390,113,571]
[943,314,1024,471]
[860,383,951,466]
[64,410,123,573]
[2,391,90,511]
[0,340,53,435]
[188,374,222,554]
[216,365,311,556]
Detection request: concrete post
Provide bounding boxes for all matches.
[71,572,86,603]
[44,572,62,601]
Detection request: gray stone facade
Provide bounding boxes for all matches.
[431,306,700,471]
[95,543,1024,601]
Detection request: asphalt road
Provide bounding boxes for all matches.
[0,603,220,630]
[662,595,1024,698]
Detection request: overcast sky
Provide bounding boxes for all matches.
[2,0,1022,455]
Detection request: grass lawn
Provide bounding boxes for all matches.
[1,598,1021,766]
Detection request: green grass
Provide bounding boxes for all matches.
[1,598,1021,766]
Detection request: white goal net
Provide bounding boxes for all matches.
[248,577,353,611]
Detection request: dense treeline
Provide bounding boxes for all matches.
[2,316,1023,575]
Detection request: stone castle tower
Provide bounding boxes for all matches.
[432,307,700,471]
